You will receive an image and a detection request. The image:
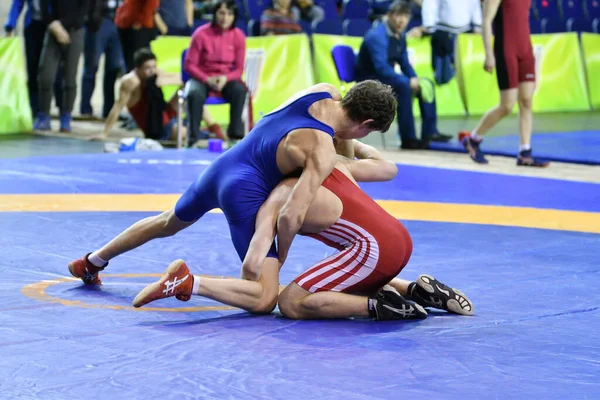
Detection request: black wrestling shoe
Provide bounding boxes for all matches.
[409,275,474,316]
[369,286,428,321]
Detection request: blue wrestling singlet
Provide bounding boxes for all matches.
[174,92,335,261]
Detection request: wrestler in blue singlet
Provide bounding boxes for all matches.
[174,92,335,261]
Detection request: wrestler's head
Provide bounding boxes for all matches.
[133,48,157,80]
[339,80,397,138]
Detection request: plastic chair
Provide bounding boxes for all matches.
[179,49,251,148]
[342,0,370,19]
[343,18,371,36]
[331,45,388,149]
[312,19,344,35]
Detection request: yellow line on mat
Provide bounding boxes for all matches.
[1,194,599,234]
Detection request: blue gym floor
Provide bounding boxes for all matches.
[1,149,599,399]
[429,130,600,165]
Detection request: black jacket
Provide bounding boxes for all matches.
[40,0,90,30]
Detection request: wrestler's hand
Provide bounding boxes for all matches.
[484,53,495,73]
[215,75,228,91]
[89,133,107,141]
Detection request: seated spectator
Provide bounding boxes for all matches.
[93,48,188,142]
[291,0,325,24]
[355,0,451,149]
[260,0,302,35]
[155,0,194,36]
[184,0,248,142]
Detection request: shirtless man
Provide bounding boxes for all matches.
[133,140,474,321]
[92,48,225,142]
[68,80,398,317]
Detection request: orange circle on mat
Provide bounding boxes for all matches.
[21,273,238,312]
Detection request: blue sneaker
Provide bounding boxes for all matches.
[459,131,488,164]
[517,149,550,167]
[59,113,72,133]
[33,113,51,131]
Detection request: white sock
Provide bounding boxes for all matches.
[470,130,483,141]
[192,275,200,295]
[88,252,108,268]
[519,144,531,152]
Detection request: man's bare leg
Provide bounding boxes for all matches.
[94,209,195,261]
[517,82,535,147]
[277,282,427,321]
[278,282,370,319]
[68,209,196,283]
[133,257,282,314]
[193,257,282,313]
[472,89,518,136]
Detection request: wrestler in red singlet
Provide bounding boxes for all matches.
[294,168,413,294]
[493,0,535,90]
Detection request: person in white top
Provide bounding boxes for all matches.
[411,0,482,84]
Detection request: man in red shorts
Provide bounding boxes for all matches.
[459,0,549,167]
[133,140,473,321]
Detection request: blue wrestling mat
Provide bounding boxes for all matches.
[428,130,600,165]
[1,149,599,398]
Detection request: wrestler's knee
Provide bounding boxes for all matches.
[157,209,194,237]
[277,284,303,319]
[248,292,278,314]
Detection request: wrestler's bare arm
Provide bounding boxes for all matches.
[339,140,398,182]
[241,182,293,280]
[100,75,137,138]
[276,130,338,264]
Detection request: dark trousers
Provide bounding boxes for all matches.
[393,77,437,142]
[38,28,84,115]
[24,19,62,116]
[165,25,192,36]
[185,78,248,140]
[118,27,157,72]
[81,18,124,117]
[431,30,456,85]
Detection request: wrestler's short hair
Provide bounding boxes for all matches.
[340,80,397,132]
[133,48,156,69]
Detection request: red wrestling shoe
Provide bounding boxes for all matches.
[68,253,105,285]
[133,259,194,308]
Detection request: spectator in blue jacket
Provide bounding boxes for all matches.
[355,0,451,149]
[4,0,63,118]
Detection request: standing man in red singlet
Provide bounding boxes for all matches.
[458,0,549,167]
[133,140,474,321]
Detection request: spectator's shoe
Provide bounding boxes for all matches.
[517,149,550,167]
[418,77,435,103]
[409,274,474,316]
[33,113,51,131]
[59,113,72,133]
[68,253,105,285]
[428,132,453,142]
[459,131,488,164]
[133,259,194,307]
[400,138,429,150]
[369,286,428,321]
[207,123,226,140]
